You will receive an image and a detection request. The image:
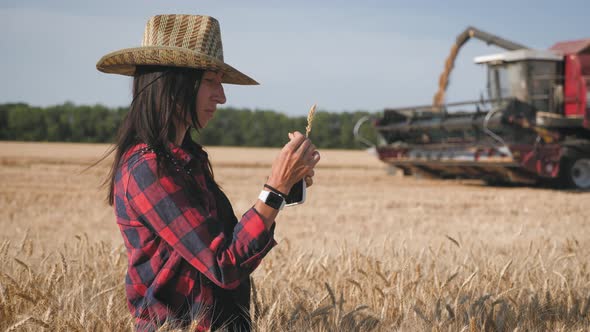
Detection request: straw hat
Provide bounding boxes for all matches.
[96,14,258,85]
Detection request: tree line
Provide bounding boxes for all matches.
[0,102,379,149]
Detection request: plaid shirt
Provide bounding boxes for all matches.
[114,141,276,331]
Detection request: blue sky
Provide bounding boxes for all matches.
[1,0,588,115]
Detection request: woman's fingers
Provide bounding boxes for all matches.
[285,131,306,151]
[297,139,312,156]
[304,144,317,161]
[305,167,315,186]
[289,132,318,166]
[309,150,320,167]
[268,131,320,191]
[303,164,316,187]
[301,142,320,171]
[288,132,317,158]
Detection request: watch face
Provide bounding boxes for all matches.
[266,191,284,209]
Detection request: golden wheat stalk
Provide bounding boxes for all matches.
[305,104,317,137]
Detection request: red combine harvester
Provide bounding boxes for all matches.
[355,27,590,189]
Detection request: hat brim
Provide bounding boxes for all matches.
[96,46,258,85]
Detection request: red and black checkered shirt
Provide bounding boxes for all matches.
[114,141,276,331]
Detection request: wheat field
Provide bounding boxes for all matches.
[1,141,589,331]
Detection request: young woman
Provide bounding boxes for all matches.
[97,14,319,331]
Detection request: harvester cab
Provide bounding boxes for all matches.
[477,49,563,114]
[355,27,590,189]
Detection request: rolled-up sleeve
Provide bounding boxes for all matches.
[125,155,276,290]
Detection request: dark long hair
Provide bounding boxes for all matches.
[105,66,215,205]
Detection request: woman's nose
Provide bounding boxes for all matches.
[214,84,226,105]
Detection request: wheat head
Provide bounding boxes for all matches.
[305,104,317,137]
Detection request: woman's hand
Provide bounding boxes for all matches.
[266,131,320,194]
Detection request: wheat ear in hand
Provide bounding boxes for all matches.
[305,104,317,137]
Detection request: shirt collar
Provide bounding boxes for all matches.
[137,135,208,166]
[168,135,208,167]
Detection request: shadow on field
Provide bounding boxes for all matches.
[462,180,589,193]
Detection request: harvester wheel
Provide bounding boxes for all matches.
[560,154,590,190]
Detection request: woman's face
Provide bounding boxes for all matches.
[194,70,226,128]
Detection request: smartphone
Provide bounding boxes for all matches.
[285,179,306,206]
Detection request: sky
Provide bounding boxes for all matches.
[1,0,588,116]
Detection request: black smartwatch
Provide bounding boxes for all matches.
[258,190,285,210]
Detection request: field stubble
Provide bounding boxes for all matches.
[0,142,589,331]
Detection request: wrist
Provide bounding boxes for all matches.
[265,178,290,195]
[254,201,279,230]
[263,184,288,198]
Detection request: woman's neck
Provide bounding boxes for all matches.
[175,124,188,146]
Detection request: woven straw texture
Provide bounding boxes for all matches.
[96,14,257,85]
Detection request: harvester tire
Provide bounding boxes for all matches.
[560,152,590,190]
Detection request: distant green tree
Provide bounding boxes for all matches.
[45,105,66,141]
[0,104,11,139]
[7,104,46,141]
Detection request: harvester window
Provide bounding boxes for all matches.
[488,63,524,102]
[489,66,508,100]
[528,60,561,113]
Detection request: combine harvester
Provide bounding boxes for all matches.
[355,27,590,189]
